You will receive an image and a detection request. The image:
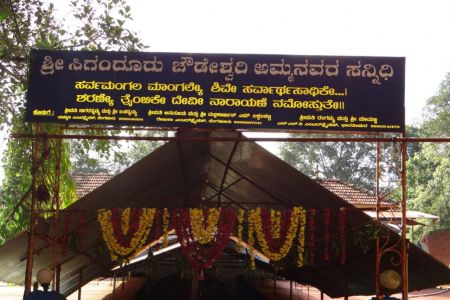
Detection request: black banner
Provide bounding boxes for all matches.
[26,50,405,132]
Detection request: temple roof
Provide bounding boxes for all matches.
[0,130,448,298]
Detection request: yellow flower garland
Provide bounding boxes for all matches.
[271,209,281,239]
[121,207,131,235]
[248,211,256,270]
[297,208,306,268]
[98,208,156,261]
[249,207,302,262]
[189,208,221,244]
[235,209,245,252]
[162,208,170,247]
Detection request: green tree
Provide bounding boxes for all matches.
[70,130,168,174]
[279,134,400,193]
[0,0,145,244]
[407,73,450,241]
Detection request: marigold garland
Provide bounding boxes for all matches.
[297,208,306,268]
[248,207,303,262]
[162,208,170,247]
[94,206,346,269]
[189,208,221,244]
[121,208,131,235]
[247,210,256,270]
[271,209,281,239]
[97,208,156,261]
[308,208,316,265]
[173,208,236,270]
[235,209,245,252]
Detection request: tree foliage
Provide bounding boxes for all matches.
[279,72,449,242]
[0,0,146,244]
[407,73,450,241]
[280,134,400,193]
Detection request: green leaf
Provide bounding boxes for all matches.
[0,8,8,22]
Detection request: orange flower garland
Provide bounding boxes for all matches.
[248,207,303,262]
[248,210,256,270]
[271,209,281,239]
[121,208,131,235]
[162,207,170,247]
[98,208,156,261]
[235,209,245,252]
[297,207,306,267]
[189,208,221,244]
[173,208,236,270]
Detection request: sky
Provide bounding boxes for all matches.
[123,0,450,125]
[1,0,450,181]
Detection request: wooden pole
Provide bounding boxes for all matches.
[401,139,409,300]
[113,273,117,300]
[23,123,40,297]
[77,269,83,300]
[56,264,61,293]
[290,280,293,300]
[375,141,382,298]
[53,127,63,289]
[273,275,276,295]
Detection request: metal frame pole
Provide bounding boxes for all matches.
[51,127,63,290]
[77,269,83,300]
[23,123,40,298]
[375,141,382,298]
[401,138,408,300]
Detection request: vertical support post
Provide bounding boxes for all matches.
[400,138,408,300]
[24,123,40,297]
[375,141,382,298]
[289,280,293,300]
[56,264,61,293]
[77,269,83,300]
[321,291,324,300]
[113,273,117,300]
[273,275,276,294]
[52,127,63,289]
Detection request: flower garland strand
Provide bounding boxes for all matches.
[247,210,256,270]
[121,208,131,235]
[98,208,156,261]
[189,208,221,244]
[162,207,170,247]
[339,207,346,264]
[297,207,306,268]
[270,209,281,239]
[308,208,316,265]
[236,209,245,252]
[249,207,302,262]
[173,208,236,271]
[323,208,331,261]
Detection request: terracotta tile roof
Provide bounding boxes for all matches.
[315,179,396,209]
[72,173,395,209]
[72,173,113,199]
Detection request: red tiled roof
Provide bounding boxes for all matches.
[315,179,396,208]
[72,173,396,209]
[72,173,113,199]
